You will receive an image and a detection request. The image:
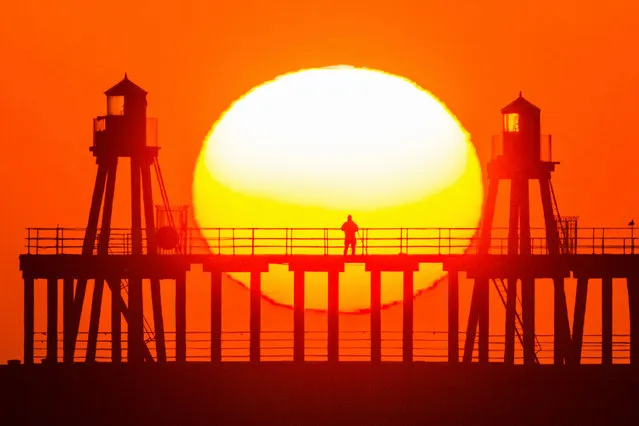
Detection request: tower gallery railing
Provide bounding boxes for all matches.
[24,226,639,256]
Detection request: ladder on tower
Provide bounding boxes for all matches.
[549,178,572,254]
[492,278,541,363]
[153,157,182,254]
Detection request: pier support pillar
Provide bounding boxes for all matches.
[109,278,121,363]
[370,269,382,363]
[47,277,58,363]
[24,276,34,365]
[250,271,261,363]
[176,275,187,363]
[327,269,339,362]
[293,270,305,362]
[403,270,414,363]
[63,277,75,363]
[602,276,613,365]
[478,277,490,363]
[448,270,459,363]
[127,276,144,364]
[210,270,222,363]
[522,276,535,365]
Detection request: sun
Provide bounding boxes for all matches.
[193,65,483,312]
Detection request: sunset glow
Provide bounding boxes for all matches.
[193,66,483,311]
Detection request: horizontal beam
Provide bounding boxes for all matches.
[20,253,639,280]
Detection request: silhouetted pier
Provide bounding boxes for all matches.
[17,78,639,370]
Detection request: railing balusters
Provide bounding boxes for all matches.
[324,228,328,255]
[22,226,637,257]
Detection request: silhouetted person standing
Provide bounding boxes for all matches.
[341,215,359,255]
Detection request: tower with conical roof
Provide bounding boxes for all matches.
[463,93,572,366]
[66,74,166,364]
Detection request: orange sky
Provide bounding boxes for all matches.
[2,0,639,362]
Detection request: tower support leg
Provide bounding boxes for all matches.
[505,176,521,365]
[370,269,382,363]
[293,270,305,362]
[464,178,499,363]
[627,275,639,365]
[70,163,109,358]
[47,278,58,363]
[463,288,479,363]
[448,270,459,363]
[141,161,166,362]
[403,270,414,363]
[86,278,104,362]
[327,270,339,362]
[250,271,261,362]
[554,276,570,365]
[570,277,588,365]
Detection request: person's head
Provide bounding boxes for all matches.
[347,214,352,220]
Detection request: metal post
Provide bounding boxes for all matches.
[176,275,187,363]
[210,270,222,362]
[478,277,490,363]
[602,276,613,365]
[327,270,339,362]
[293,270,305,362]
[370,269,382,363]
[63,277,74,363]
[250,271,261,362]
[110,278,121,363]
[24,276,34,365]
[127,276,144,363]
[448,270,459,363]
[403,270,414,362]
[522,277,535,365]
[47,278,58,363]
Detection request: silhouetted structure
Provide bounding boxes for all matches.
[341,215,359,255]
[18,86,639,366]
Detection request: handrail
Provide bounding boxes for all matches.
[32,330,631,364]
[23,226,639,256]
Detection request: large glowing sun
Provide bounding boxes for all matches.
[193,65,483,311]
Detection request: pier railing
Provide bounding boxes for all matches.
[24,226,639,256]
[32,330,630,364]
